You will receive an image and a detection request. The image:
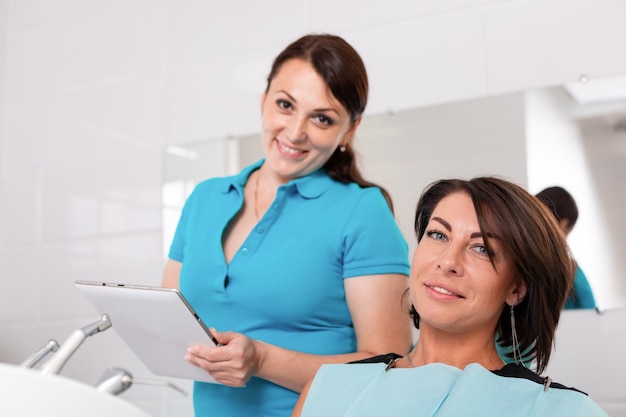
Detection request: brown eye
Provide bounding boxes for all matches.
[277,99,292,110]
[315,114,333,125]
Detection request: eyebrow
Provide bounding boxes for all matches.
[277,90,339,115]
[431,216,483,239]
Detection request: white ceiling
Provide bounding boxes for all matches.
[564,73,626,131]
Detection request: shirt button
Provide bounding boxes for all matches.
[257,226,265,234]
[272,203,278,210]
[241,247,249,255]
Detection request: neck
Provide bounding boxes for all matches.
[251,166,279,221]
[408,325,504,371]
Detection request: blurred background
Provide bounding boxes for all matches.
[1,0,625,415]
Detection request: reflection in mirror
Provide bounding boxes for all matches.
[162,78,626,310]
[525,79,626,312]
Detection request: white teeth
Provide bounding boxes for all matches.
[432,286,454,295]
[279,142,302,154]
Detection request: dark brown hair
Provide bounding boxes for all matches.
[536,186,579,229]
[266,33,394,211]
[408,177,574,374]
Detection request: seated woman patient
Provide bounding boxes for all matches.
[291,177,609,417]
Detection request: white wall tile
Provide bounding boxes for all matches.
[0,322,45,364]
[4,23,51,104]
[5,0,48,31]
[347,10,486,116]
[0,170,42,244]
[165,0,306,68]
[41,234,163,319]
[0,244,43,322]
[309,0,481,33]
[168,54,271,143]
[40,143,162,240]
[44,0,166,92]
[2,102,46,172]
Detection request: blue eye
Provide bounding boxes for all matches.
[474,245,488,256]
[426,230,446,241]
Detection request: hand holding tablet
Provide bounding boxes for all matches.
[75,280,221,383]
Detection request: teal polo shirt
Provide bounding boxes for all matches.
[169,159,410,417]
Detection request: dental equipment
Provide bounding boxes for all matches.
[40,314,112,375]
[20,339,60,369]
[96,367,188,397]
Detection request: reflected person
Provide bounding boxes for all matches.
[536,186,597,309]
[162,33,412,417]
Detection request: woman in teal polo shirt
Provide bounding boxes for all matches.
[536,186,597,309]
[162,34,412,417]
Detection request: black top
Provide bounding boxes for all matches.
[349,353,587,395]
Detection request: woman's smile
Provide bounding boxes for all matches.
[275,139,307,158]
[260,58,356,182]
[425,283,464,299]
[410,192,517,334]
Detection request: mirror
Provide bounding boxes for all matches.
[163,79,626,311]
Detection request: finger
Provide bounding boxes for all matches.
[184,351,207,370]
[184,353,249,387]
[211,328,235,345]
[187,344,232,365]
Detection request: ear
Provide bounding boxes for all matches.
[341,116,362,146]
[506,278,528,307]
[558,218,572,236]
[260,92,267,114]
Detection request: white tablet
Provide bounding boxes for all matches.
[75,280,219,384]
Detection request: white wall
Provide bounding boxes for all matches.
[1,0,626,415]
[0,0,6,197]
[546,309,626,416]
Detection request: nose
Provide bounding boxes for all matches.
[285,116,307,143]
[437,244,464,276]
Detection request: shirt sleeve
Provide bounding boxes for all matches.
[167,186,199,262]
[341,188,410,278]
[573,264,597,309]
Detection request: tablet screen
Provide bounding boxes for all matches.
[75,280,219,383]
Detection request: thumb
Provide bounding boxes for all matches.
[210,327,235,346]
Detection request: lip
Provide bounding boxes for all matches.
[275,139,307,158]
[424,282,464,300]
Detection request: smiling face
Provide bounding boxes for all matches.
[410,192,526,337]
[260,58,359,182]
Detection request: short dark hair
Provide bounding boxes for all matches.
[408,177,574,374]
[536,186,579,229]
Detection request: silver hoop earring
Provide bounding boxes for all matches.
[510,304,525,367]
[339,144,346,152]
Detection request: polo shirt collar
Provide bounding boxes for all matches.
[291,168,335,199]
[221,159,264,193]
[222,158,335,199]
